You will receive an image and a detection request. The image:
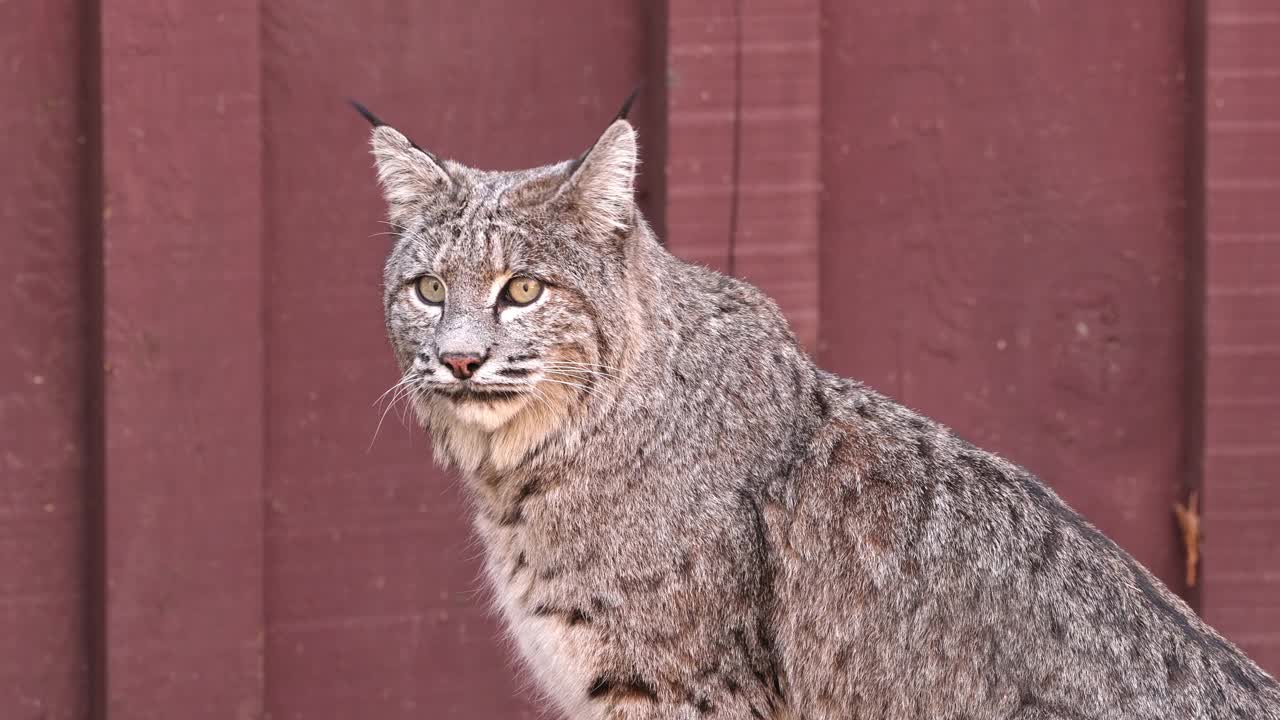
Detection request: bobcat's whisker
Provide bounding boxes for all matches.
[540,359,623,373]
[368,375,419,451]
[398,381,423,426]
[373,371,414,404]
[539,365,621,383]
[540,370,601,384]
[552,363,618,374]
[542,367,615,383]
[537,377,604,399]
[523,384,558,416]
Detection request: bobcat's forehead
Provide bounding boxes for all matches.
[397,222,524,291]
[386,183,563,281]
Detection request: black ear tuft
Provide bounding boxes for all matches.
[348,99,385,128]
[613,84,643,122]
[567,85,646,176]
[349,99,447,171]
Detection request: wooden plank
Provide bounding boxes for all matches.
[818,1,1193,591]
[0,1,92,718]
[97,1,265,718]
[1201,0,1280,675]
[666,0,739,273]
[666,0,821,349]
[259,1,647,717]
[732,0,821,349]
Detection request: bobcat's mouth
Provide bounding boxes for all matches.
[443,385,527,404]
[431,382,533,432]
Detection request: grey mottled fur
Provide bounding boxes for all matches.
[362,111,1280,719]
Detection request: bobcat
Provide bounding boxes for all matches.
[355,97,1280,719]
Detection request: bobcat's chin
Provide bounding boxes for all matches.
[418,377,577,475]
[444,391,529,431]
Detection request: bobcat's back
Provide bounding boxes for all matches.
[765,376,1280,719]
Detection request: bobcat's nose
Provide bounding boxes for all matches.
[439,351,486,380]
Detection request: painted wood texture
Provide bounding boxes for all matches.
[1200,0,1280,673]
[666,0,821,349]
[0,2,91,718]
[98,1,266,718]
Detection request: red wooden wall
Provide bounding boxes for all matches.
[2,2,92,718]
[1200,0,1280,670]
[2,2,1278,718]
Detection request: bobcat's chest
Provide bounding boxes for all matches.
[484,532,603,719]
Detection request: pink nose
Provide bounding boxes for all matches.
[439,352,485,380]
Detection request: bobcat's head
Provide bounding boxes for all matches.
[361,99,643,467]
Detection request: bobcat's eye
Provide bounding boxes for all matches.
[414,275,446,305]
[502,276,543,306]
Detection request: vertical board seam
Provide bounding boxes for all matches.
[80,0,107,716]
[1182,0,1209,611]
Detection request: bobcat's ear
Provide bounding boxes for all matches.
[558,118,639,236]
[351,101,454,227]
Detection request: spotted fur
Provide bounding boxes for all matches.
[364,111,1280,719]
